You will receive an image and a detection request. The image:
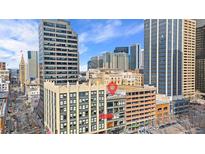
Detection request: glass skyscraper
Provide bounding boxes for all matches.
[144,19,196,101]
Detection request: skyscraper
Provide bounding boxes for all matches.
[144,19,196,113]
[196,20,205,92]
[130,44,141,70]
[38,19,79,119]
[19,54,26,91]
[27,51,38,81]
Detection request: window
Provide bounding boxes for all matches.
[60,115,64,120]
[63,107,66,112]
[60,101,63,105]
[64,101,67,105]
[56,24,66,29]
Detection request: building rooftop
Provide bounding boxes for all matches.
[118,85,156,92]
[156,94,171,104]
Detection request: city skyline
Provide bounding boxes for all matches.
[0,19,144,71]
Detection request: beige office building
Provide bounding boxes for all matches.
[182,19,196,99]
[44,81,107,134]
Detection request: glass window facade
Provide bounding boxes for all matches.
[144,19,183,97]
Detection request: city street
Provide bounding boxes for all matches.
[5,85,44,134]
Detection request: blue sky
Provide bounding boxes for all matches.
[0,19,144,71]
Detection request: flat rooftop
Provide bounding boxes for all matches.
[118,85,156,92]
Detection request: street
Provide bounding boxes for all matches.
[5,85,44,134]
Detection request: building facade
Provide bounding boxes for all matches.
[87,69,144,87]
[196,59,205,93]
[27,51,39,81]
[196,23,205,93]
[0,78,9,92]
[119,85,156,133]
[88,56,103,70]
[155,94,171,125]
[44,81,107,134]
[9,69,19,85]
[38,19,79,119]
[19,54,26,91]
[0,92,8,134]
[106,91,126,134]
[130,44,141,70]
[144,19,196,101]
[102,52,129,70]
[0,70,9,81]
[0,62,6,70]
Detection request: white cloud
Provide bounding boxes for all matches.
[80,64,87,72]
[78,20,144,54]
[0,20,39,68]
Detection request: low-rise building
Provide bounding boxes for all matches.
[0,78,10,92]
[156,95,171,126]
[0,62,6,70]
[106,91,126,134]
[0,70,10,81]
[119,85,156,133]
[87,69,143,87]
[44,81,107,134]
[25,79,40,109]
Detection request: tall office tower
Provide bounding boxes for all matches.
[130,44,141,70]
[0,62,6,70]
[196,19,205,28]
[144,19,196,113]
[44,81,106,134]
[27,51,38,81]
[19,54,26,91]
[38,19,79,119]
[88,56,103,70]
[196,22,205,92]
[114,47,129,54]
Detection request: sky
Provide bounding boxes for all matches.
[0,19,144,71]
